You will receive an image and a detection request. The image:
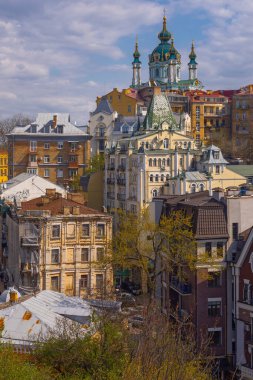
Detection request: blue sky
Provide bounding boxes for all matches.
[0,0,252,123]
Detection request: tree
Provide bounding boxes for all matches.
[111,209,196,300]
[0,114,32,146]
[85,153,105,174]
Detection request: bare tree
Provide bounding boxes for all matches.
[0,114,32,146]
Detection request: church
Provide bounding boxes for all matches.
[131,14,203,91]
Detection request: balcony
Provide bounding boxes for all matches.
[21,236,39,246]
[117,178,126,186]
[117,193,126,201]
[27,161,38,168]
[170,276,192,295]
[117,165,126,172]
[241,364,253,379]
[107,178,115,185]
[68,161,79,168]
[107,192,115,200]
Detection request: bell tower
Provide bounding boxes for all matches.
[132,38,141,87]
[188,41,198,80]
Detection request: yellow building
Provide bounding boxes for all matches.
[5,189,113,297]
[187,91,231,144]
[96,87,144,116]
[0,150,8,182]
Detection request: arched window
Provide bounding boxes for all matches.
[200,183,204,192]
[172,183,175,195]
[146,142,149,149]
[166,174,170,181]
[158,158,162,167]
[150,174,153,182]
[162,158,166,167]
[191,184,196,193]
[122,125,128,134]
[152,189,158,198]
[149,158,152,167]
[163,138,169,149]
[155,174,159,182]
[161,174,164,182]
[167,158,170,166]
[155,68,159,77]
[153,158,157,167]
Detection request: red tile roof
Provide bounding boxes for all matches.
[20,196,104,216]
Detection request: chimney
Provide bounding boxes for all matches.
[41,196,50,204]
[53,114,57,129]
[67,192,86,205]
[212,187,224,201]
[46,188,56,197]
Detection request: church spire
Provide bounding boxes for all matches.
[188,41,198,80]
[131,37,141,88]
[158,10,171,43]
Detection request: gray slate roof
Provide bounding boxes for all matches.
[92,97,114,115]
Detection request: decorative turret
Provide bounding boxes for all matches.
[169,37,177,60]
[132,38,141,87]
[158,14,171,43]
[188,41,198,80]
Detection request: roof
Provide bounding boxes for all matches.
[20,195,105,216]
[10,113,89,136]
[227,165,253,177]
[185,171,207,181]
[0,290,92,345]
[92,97,114,116]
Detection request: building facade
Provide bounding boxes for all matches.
[5,189,113,297]
[7,113,91,187]
[0,150,8,183]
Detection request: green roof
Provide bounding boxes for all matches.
[227,165,253,177]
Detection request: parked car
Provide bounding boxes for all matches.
[128,315,144,328]
[116,292,136,308]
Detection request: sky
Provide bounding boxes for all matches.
[0,0,252,124]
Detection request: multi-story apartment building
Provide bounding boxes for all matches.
[187,90,231,144]
[0,149,8,183]
[5,189,113,297]
[232,85,253,157]
[104,88,199,213]
[154,191,228,367]
[7,113,91,187]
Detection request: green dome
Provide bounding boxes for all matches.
[158,16,171,42]
[150,42,180,63]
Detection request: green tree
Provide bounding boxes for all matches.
[111,209,196,300]
[85,154,104,174]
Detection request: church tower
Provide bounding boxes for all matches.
[188,41,198,80]
[132,39,141,87]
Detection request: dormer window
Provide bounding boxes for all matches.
[213,151,219,159]
[30,125,37,133]
[57,125,63,134]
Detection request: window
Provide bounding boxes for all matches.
[57,155,63,163]
[50,276,59,291]
[96,274,104,289]
[30,125,37,133]
[97,247,104,261]
[82,224,90,237]
[81,248,89,262]
[208,329,222,346]
[158,158,161,167]
[155,174,159,182]
[97,224,105,237]
[80,275,88,289]
[153,158,157,166]
[196,106,200,119]
[44,169,50,177]
[57,141,63,149]
[217,242,224,258]
[70,155,77,162]
[214,151,220,159]
[215,165,220,174]
[67,223,76,238]
[208,272,221,287]
[150,174,153,182]
[70,142,78,151]
[163,139,169,149]
[196,122,200,131]
[152,189,158,197]
[44,143,50,149]
[57,125,63,133]
[208,300,221,317]
[127,105,131,113]
[57,169,63,178]
[30,141,37,152]
[30,154,37,162]
[52,224,60,238]
[161,174,164,182]
[155,68,159,77]
[27,168,38,175]
[243,283,250,303]
[69,169,78,178]
[232,223,238,241]
[191,183,196,193]
[149,158,152,167]
[44,155,50,163]
[179,158,183,166]
[205,242,212,257]
[51,248,60,263]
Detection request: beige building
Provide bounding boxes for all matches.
[5,189,113,297]
[104,88,199,213]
